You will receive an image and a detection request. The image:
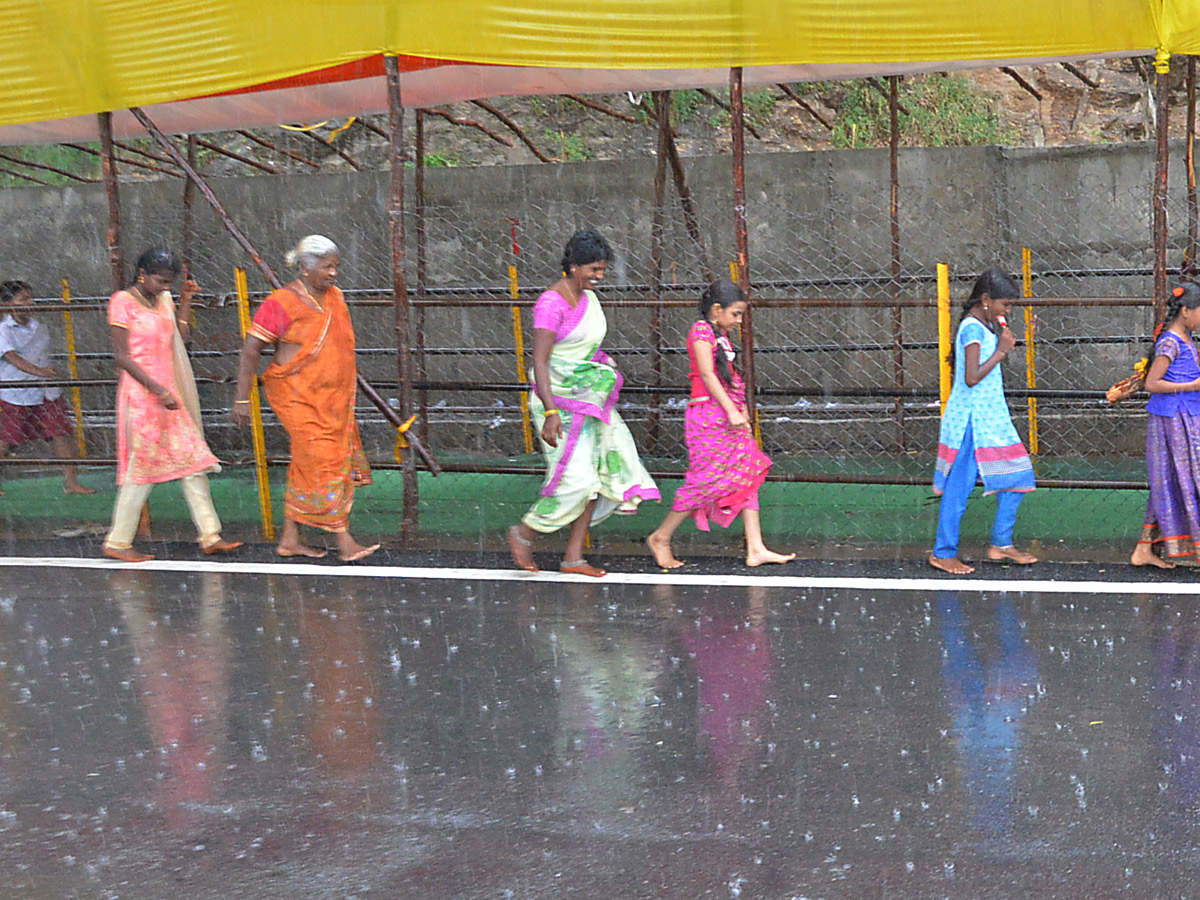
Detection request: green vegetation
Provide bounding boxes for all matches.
[831,75,1017,149]
[671,89,705,123]
[0,144,100,188]
[545,129,590,162]
[423,151,461,168]
[744,88,778,128]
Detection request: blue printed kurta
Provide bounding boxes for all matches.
[934,317,1035,496]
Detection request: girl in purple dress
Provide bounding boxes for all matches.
[1132,282,1200,568]
[646,281,794,568]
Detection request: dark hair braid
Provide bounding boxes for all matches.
[698,280,747,386]
[948,267,1021,368]
[133,247,182,281]
[560,229,614,275]
[1148,281,1200,361]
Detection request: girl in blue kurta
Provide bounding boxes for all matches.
[930,269,1037,575]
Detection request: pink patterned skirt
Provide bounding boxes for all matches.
[671,399,772,530]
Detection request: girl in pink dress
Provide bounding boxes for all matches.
[646,281,794,568]
[103,248,241,562]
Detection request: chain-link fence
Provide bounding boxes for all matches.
[0,127,1190,549]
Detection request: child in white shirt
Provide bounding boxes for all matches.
[0,280,94,495]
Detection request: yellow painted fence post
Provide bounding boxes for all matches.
[234,267,275,541]
[1021,248,1040,457]
[509,263,534,454]
[937,263,952,415]
[59,278,86,456]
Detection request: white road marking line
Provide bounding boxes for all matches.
[0,556,1195,595]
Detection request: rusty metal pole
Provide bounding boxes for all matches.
[414,109,429,446]
[97,112,123,292]
[730,68,758,437]
[386,56,419,543]
[129,104,441,478]
[181,135,197,275]
[1154,63,1172,324]
[647,91,671,453]
[888,75,906,452]
[1187,56,1197,271]
[664,127,714,283]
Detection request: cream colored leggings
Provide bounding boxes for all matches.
[105,474,222,550]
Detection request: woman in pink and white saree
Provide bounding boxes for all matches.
[507,231,659,577]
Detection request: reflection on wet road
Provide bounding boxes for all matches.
[1,569,1196,898]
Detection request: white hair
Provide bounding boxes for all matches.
[285,234,339,270]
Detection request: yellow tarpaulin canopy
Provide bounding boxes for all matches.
[0,0,1196,142]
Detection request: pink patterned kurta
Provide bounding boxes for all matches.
[670,320,771,530]
[108,290,219,485]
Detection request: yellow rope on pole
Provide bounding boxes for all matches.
[1022,247,1040,457]
[279,121,330,132]
[393,413,417,461]
[234,267,275,541]
[59,278,86,457]
[937,263,952,415]
[510,263,534,454]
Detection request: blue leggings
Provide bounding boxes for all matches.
[934,421,1025,558]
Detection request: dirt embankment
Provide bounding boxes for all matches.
[192,58,1190,177]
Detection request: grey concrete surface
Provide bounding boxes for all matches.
[2,563,1199,898]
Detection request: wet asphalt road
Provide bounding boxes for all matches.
[2,563,1200,899]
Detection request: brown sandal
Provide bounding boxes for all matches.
[508,526,538,573]
[561,560,607,578]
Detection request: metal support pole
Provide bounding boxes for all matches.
[1153,63,1172,324]
[97,112,123,292]
[1187,56,1197,270]
[60,279,86,457]
[936,264,951,415]
[662,103,713,283]
[647,90,671,453]
[730,67,759,442]
[234,266,275,540]
[386,56,420,542]
[414,109,429,446]
[181,135,197,276]
[505,217,534,454]
[129,104,440,487]
[888,75,906,452]
[1021,248,1040,456]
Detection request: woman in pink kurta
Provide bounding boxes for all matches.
[646,281,793,569]
[103,248,241,562]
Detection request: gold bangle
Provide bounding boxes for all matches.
[543,408,561,416]
[234,399,251,405]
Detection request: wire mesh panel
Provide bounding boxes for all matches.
[0,133,1190,546]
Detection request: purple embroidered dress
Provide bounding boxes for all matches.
[1141,331,1200,558]
[522,289,659,533]
[670,320,772,529]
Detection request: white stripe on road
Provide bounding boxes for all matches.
[0,555,1195,595]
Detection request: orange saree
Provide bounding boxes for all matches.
[250,286,371,532]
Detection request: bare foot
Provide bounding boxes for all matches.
[508,525,538,573]
[103,545,154,563]
[202,539,244,555]
[646,532,684,569]
[929,554,974,575]
[986,545,1038,565]
[64,483,97,495]
[746,548,796,567]
[1131,542,1175,569]
[277,542,327,559]
[338,542,380,563]
[561,560,606,577]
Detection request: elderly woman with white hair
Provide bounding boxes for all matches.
[232,235,378,561]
